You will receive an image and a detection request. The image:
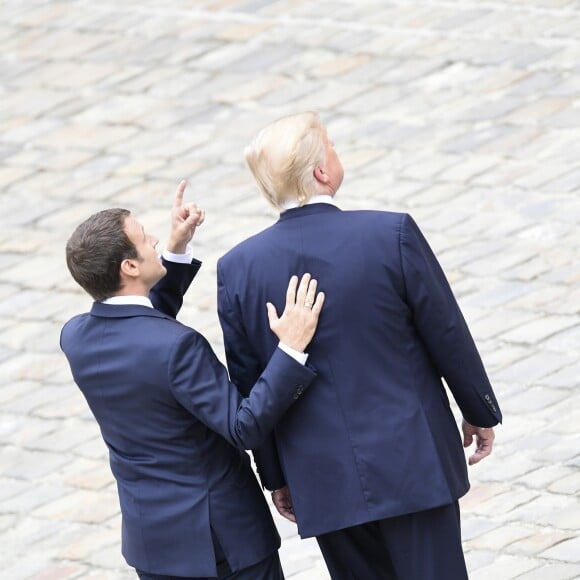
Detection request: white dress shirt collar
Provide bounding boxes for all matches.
[101,296,154,308]
[282,194,337,211]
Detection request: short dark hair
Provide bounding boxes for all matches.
[66,208,138,301]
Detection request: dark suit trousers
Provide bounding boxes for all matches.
[316,502,468,580]
[135,552,284,580]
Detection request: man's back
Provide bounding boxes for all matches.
[61,304,282,577]
[60,184,327,580]
[62,309,233,481]
[218,203,501,537]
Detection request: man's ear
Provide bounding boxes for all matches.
[120,258,140,280]
[314,165,329,184]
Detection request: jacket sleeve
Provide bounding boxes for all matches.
[168,330,316,450]
[399,213,502,427]
[150,258,202,318]
[217,260,287,490]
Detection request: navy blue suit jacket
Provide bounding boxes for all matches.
[217,204,502,538]
[60,260,317,577]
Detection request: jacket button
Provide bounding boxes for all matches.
[294,385,304,399]
[485,394,491,401]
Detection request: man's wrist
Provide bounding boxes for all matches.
[278,342,308,365]
[165,238,187,254]
[162,244,194,264]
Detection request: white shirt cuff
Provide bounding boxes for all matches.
[278,342,308,365]
[162,245,193,264]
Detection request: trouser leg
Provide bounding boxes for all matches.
[377,501,468,580]
[136,552,283,580]
[224,551,284,580]
[316,502,467,580]
[316,520,395,580]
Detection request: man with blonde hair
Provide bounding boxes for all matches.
[244,112,337,208]
[217,112,502,579]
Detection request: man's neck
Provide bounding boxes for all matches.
[282,193,336,211]
[116,279,152,297]
[113,289,149,297]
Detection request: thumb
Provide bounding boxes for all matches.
[194,208,206,226]
[463,431,473,448]
[266,302,279,328]
[184,212,199,227]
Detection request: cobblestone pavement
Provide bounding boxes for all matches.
[1,0,579,578]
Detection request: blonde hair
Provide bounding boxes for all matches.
[244,112,327,209]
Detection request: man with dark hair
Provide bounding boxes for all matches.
[65,207,139,302]
[60,181,325,580]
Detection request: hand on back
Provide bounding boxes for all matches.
[267,273,325,353]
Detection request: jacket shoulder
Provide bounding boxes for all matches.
[341,210,409,240]
[60,310,196,348]
[346,209,406,224]
[219,211,408,260]
[62,312,89,329]
[218,222,279,267]
[60,312,89,343]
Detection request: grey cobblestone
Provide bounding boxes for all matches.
[507,526,572,556]
[517,465,579,490]
[516,563,580,580]
[466,522,535,551]
[1,0,579,578]
[541,536,580,563]
[469,554,539,580]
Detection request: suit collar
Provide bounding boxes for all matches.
[277,203,342,222]
[90,302,173,320]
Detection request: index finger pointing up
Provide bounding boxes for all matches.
[174,180,187,207]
